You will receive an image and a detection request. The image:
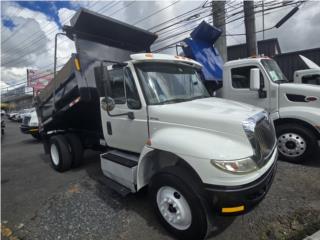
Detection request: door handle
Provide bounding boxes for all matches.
[107,121,112,135]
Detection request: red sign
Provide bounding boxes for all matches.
[27,69,53,95]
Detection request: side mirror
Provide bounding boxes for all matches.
[106,97,115,112]
[250,68,261,91]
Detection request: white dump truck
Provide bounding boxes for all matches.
[36,9,277,239]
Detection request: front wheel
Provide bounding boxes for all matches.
[149,168,208,240]
[276,123,318,163]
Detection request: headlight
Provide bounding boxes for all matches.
[211,158,258,174]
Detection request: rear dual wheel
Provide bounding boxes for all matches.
[49,133,83,172]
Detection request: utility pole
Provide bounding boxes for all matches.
[243,0,257,56]
[262,0,265,40]
[212,1,227,62]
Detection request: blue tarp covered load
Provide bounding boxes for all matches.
[182,21,224,83]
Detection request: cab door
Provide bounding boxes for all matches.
[225,64,271,111]
[100,66,148,153]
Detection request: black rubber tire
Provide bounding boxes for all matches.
[65,133,83,167]
[276,123,318,163]
[149,167,208,240]
[49,135,72,172]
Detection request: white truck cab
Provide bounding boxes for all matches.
[216,57,320,163]
[97,53,277,239]
[294,68,320,85]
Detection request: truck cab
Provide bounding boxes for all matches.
[217,57,320,163]
[293,68,320,85]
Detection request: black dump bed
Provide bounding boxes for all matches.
[36,8,157,135]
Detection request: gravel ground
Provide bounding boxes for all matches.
[1,120,320,240]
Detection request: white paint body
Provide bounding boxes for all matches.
[100,54,278,191]
[293,69,320,85]
[217,58,320,133]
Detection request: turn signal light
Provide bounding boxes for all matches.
[74,58,81,71]
[221,205,245,213]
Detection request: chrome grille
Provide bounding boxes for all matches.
[243,112,276,168]
[254,116,276,166]
[23,116,31,126]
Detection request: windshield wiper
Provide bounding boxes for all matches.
[159,98,189,104]
[190,95,209,100]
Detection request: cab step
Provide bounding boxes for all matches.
[100,150,139,193]
[98,176,131,196]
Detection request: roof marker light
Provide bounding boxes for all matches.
[145,53,153,58]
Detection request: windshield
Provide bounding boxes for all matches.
[135,62,210,105]
[261,59,287,82]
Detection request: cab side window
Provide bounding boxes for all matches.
[124,68,141,109]
[302,74,320,85]
[108,69,126,104]
[231,66,264,89]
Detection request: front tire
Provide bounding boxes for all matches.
[276,123,318,163]
[49,135,72,172]
[149,167,208,240]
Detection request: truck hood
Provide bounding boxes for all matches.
[148,97,262,138]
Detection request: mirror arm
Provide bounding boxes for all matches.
[107,110,135,120]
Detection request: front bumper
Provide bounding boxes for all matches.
[20,125,39,134]
[204,158,277,216]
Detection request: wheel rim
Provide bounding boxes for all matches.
[156,186,192,230]
[277,133,307,157]
[50,143,59,166]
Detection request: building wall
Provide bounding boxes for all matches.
[273,48,320,80]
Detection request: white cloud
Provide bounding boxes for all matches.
[1,0,319,90]
[1,2,76,88]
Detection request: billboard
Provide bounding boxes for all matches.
[27,69,53,95]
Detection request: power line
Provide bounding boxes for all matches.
[153,0,301,51]
[109,1,136,17]
[133,0,180,26]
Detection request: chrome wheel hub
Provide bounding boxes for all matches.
[156,186,192,230]
[278,133,306,157]
[50,144,59,166]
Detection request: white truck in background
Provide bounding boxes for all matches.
[20,109,40,139]
[293,55,320,85]
[181,21,320,163]
[215,57,320,163]
[36,9,278,240]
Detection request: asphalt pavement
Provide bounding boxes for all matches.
[1,120,320,240]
